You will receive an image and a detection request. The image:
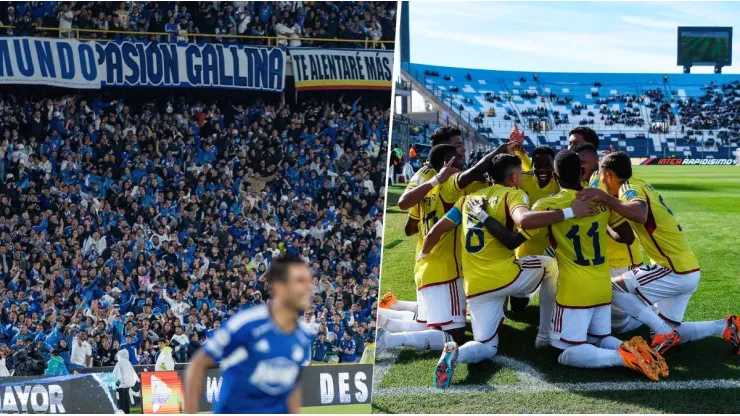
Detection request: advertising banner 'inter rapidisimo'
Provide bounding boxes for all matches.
[289,48,393,91]
[0,37,285,92]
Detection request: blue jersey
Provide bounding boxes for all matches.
[203,305,312,414]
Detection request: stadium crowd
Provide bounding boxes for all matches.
[0,88,386,376]
[0,1,396,48]
[678,81,740,131]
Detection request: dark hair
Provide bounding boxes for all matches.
[554,150,582,185]
[428,144,458,171]
[489,154,522,183]
[430,125,462,146]
[531,146,555,160]
[266,256,306,285]
[600,152,632,180]
[569,127,599,149]
[571,142,597,156]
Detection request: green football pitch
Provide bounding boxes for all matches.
[373,165,740,413]
[680,35,730,63]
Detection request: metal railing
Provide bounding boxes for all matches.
[0,25,395,49]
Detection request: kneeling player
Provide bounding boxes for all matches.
[536,150,668,381]
[579,152,740,354]
[376,144,485,353]
[422,154,599,389]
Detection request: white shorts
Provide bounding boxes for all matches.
[615,265,701,325]
[610,266,632,278]
[417,277,466,330]
[468,256,553,343]
[551,304,611,350]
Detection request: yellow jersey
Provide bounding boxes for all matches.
[516,171,559,257]
[446,184,531,297]
[618,176,699,274]
[412,172,467,289]
[533,189,626,308]
[588,172,643,268]
[514,149,533,171]
[407,164,437,257]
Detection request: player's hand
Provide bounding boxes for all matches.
[467,196,489,222]
[509,123,525,149]
[416,251,428,263]
[577,188,608,203]
[435,157,459,183]
[602,144,616,156]
[571,198,599,219]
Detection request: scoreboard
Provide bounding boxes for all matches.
[677,27,733,68]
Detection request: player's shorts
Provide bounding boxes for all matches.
[468,256,555,344]
[614,265,701,325]
[551,304,611,350]
[610,266,632,278]
[416,277,466,330]
[544,246,556,258]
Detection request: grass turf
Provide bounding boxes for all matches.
[373,165,740,413]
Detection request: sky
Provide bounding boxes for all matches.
[408,1,740,74]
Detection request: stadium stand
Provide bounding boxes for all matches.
[0,1,396,48]
[0,0,392,374]
[402,63,740,159]
[0,86,386,375]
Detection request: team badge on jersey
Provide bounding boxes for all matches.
[292,344,304,362]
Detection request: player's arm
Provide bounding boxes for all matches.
[455,142,513,189]
[405,204,421,237]
[514,148,532,171]
[513,198,597,230]
[418,199,463,261]
[184,349,214,413]
[607,222,634,245]
[398,158,459,210]
[578,188,648,224]
[287,387,302,414]
[186,326,239,412]
[467,197,526,250]
[419,216,456,261]
[404,217,419,237]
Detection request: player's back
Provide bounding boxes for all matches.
[619,176,699,273]
[533,189,624,307]
[413,173,466,288]
[203,304,312,414]
[459,184,528,296]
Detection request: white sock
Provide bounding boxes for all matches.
[379,308,416,321]
[388,330,447,350]
[558,343,625,368]
[613,310,644,334]
[385,318,429,332]
[612,291,673,334]
[611,306,630,331]
[537,262,558,338]
[457,340,498,364]
[676,320,726,344]
[594,336,623,351]
[391,300,418,313]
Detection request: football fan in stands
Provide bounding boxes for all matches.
[0,88,385,374]
[0,1,396,49]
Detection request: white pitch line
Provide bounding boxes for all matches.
[373,349,740,397]
[373,351,399,384]
[374,379,740,397]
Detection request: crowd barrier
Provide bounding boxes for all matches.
[0,363,373,414]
